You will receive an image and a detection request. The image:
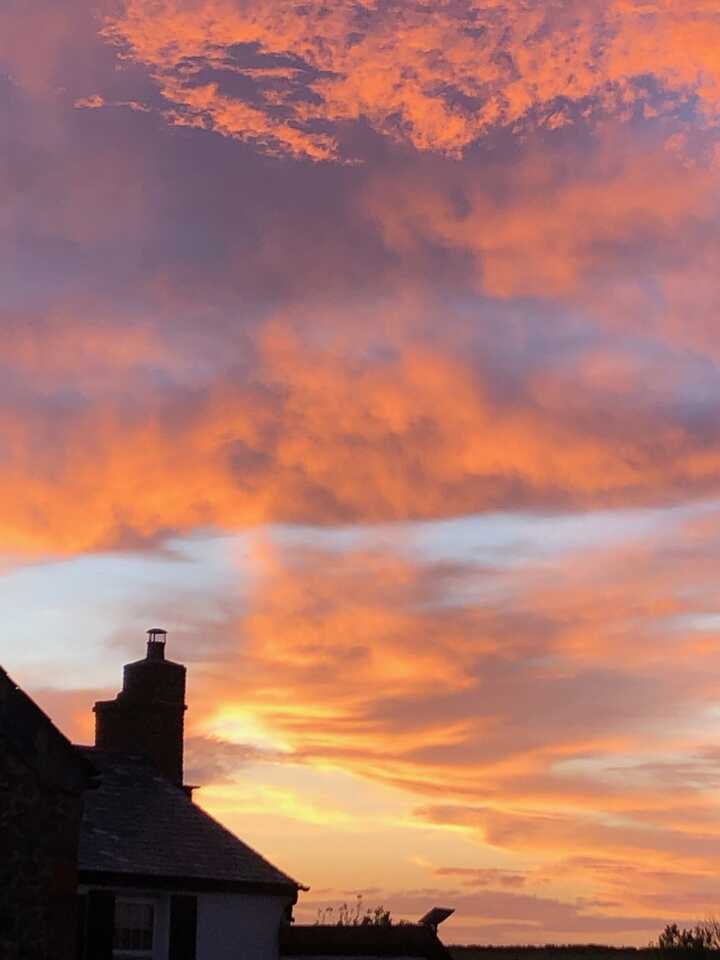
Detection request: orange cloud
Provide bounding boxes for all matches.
[27,508,720,936]
[4,324,720,556]
[9,0,720,943]
[361,132,720,299]
[101,0,720,159]
[0,324,720,553]
[185,516,720,783]
[157,512,720,930]
[0,313,176,383]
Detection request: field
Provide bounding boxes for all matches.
[450,946,663,960]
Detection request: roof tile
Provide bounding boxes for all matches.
[78,748,299,891]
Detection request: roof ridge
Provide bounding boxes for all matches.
[0,667,95,785]
[188,790,304,889]
[77,749,302,889]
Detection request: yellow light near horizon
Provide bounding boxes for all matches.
[197,705,294,752]
[199,781,355,827]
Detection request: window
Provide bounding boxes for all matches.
[113,899,155,958]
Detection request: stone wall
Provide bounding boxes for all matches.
[0,669,91,960]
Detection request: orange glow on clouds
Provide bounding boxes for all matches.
[6,329,720,556]
[5,0,720,944]
[103,0,720,160]
[176,518,720,939]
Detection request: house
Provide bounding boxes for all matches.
[3,628,454,960]
[0,666,95,960]
[76,628,301,960]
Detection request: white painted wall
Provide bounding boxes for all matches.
[196,892,289,960]
[80,884,289,960]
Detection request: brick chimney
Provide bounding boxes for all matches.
[94,629,187,785]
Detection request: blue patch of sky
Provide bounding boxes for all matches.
[0,533,254,689]
[269,501,708,568]
[658,613,720,633]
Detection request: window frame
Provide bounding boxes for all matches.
[112,896,158,960]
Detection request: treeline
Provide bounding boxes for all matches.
[450,925,720,960]
[655,923,720,951]
[450,947,644,960]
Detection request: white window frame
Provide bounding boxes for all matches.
[112,896,158,960]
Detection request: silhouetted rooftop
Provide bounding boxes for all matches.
[281,925,452,960]
[77,747,300,893]
[0,666,95,791]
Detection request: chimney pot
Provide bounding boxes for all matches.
[146,627,167,660]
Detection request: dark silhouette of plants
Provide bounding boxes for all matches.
[316,895,393,926]
[656,921,719,951]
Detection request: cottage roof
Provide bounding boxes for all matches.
[77,748,300,894]
[280,925,452,960]
[0,666,95,792]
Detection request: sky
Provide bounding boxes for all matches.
[3,0,720,945]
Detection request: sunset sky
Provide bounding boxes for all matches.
[4,0,720,945]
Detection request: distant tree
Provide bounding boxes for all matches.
[316,895,393,926]
[656,922,718,951]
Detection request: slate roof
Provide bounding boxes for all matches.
[0,667,95,792]
[77,748,300,893]
[281,925,452,960]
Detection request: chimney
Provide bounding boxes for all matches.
[94,628,187,786]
